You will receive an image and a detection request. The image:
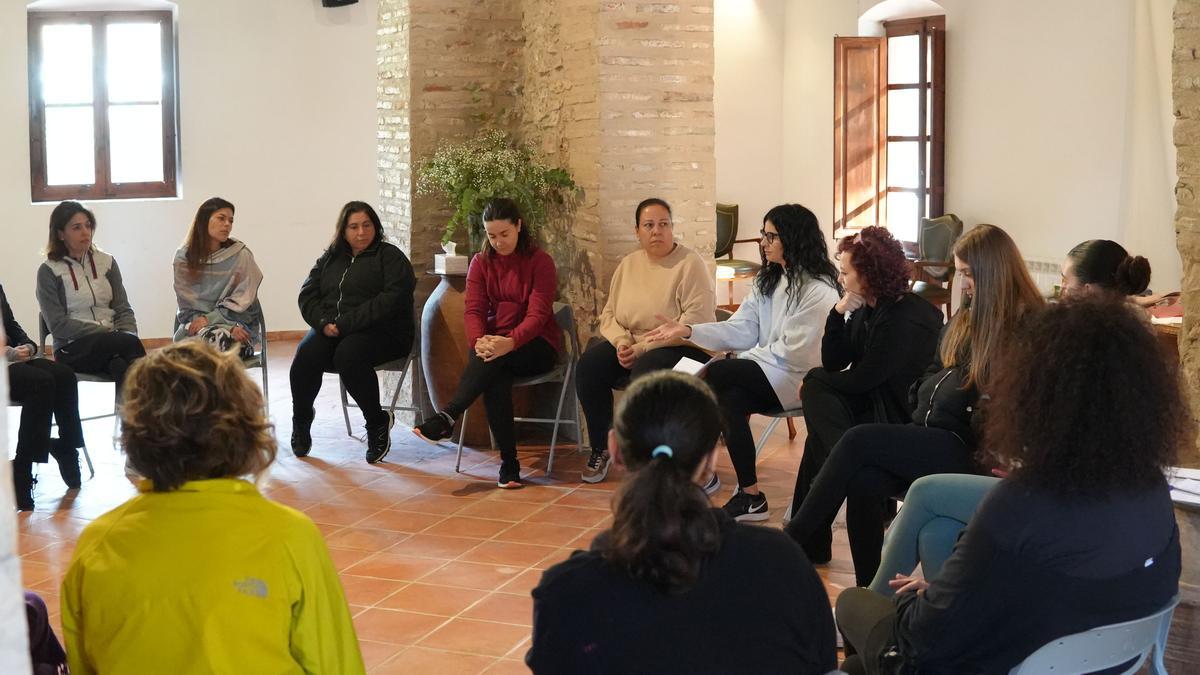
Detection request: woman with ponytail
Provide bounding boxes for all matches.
[1060,239,1153,300]
[526,371,835,674]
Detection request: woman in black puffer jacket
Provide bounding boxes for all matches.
[289,201,415,464]
[784,224,1043,587]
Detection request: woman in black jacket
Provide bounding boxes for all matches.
[784,224,1043,587]
[289,201,415,464]
[836,298,1182,675]
[791,226,942,564]
[4,284,85,511]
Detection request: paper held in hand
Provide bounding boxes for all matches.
[673,355,720,377]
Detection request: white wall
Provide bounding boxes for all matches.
[714,0,785,302]
[781,0,860,233]
[856,0,1181,290]
[714,0,856,303]
[0,0,379,337]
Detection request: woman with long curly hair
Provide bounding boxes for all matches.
[527,371,836,673]
[784,224,1043,586]
[62,341,365,674]
[646,203,840,520]
[789,226,943,564]
[836,298,1183,674]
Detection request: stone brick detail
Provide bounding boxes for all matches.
[377,0,716,411]
[520,0,716,333]
[1174,0,1200,467]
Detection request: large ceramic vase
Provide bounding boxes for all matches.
[420,272,492,446]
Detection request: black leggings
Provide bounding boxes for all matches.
[289,327,409,427]
[784,423,977,587]
[55,331,145,390]
[703,357,782,489]
[443,337,557,461]
[791,377,879,557]
[576,341,711,451]
[9,359,84,463]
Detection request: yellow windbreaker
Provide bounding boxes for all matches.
[61,478,365,674]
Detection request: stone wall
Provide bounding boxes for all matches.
[381,0,717,335]
[520,0,717,333]
[378,0,524,270]
[1171,0,1200,607]
[1173,0,1200,468]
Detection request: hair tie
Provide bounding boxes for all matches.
[651,445,673,460]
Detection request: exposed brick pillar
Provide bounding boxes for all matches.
[521,0,717,333]
[1170,0,1200,607]
[1172,0,1200,468]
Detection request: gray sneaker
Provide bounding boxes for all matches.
[581,449,612,484]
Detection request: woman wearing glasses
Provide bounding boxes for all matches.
[574,197,716,485]
[646,204,839,521]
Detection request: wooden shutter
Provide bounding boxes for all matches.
[833,36,887,237]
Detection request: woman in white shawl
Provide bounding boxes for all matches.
[646,203,840,522]
[173,197,264,353]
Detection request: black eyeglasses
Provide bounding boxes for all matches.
[759,230,779,245]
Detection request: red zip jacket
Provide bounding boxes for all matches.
[464,247,561,353]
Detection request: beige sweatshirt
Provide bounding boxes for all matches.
[598,243,716,353]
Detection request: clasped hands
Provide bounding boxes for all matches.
[887,573,930,595]
[187,315,252,343]
[475,335,516,362]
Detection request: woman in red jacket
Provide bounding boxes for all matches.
[414,198,560,489]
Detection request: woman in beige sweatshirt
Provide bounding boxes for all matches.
[576,197,716,484]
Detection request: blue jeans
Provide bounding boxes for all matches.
[868,473,1000,596]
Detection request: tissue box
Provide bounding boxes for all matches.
[435,254,468,275]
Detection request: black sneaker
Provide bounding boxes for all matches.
[365,411,395,464]
[413,411,454,444]
[291,409,314,458]
[581,449,611,484]
[498,459,523,489]
[722,488,769,522]
[701,472,721,496]
[50,440,81,489]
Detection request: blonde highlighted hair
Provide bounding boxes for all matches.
[940,224,1044,388]
[121,341,276,491]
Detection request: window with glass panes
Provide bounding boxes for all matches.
[883,16,944,243]
[28,11,178,201]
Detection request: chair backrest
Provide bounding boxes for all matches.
[1008,594,1181,675]
[38,313,49,353]
[552,302,579,360]
[715,203,740,258]
[917,213,963,281]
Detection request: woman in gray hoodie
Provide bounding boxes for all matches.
[173,197,264,356]
[36,201,144,389]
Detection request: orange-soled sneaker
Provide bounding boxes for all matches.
[413,411,454,445]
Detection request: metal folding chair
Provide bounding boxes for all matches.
[455,302,581,475]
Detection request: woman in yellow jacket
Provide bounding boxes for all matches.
[61,341,364,674]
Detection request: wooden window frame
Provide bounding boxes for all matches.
[883,16,946,231]
[28,10,179,202]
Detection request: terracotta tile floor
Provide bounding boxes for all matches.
[7,339,859,673]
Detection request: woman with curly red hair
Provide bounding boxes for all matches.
[789,226,943,564]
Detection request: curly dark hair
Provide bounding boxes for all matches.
[756,204,839,307]
[600,371,724,593]
[983,298,1184,496]
[836,226,911,300]
[121,341,277,491]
